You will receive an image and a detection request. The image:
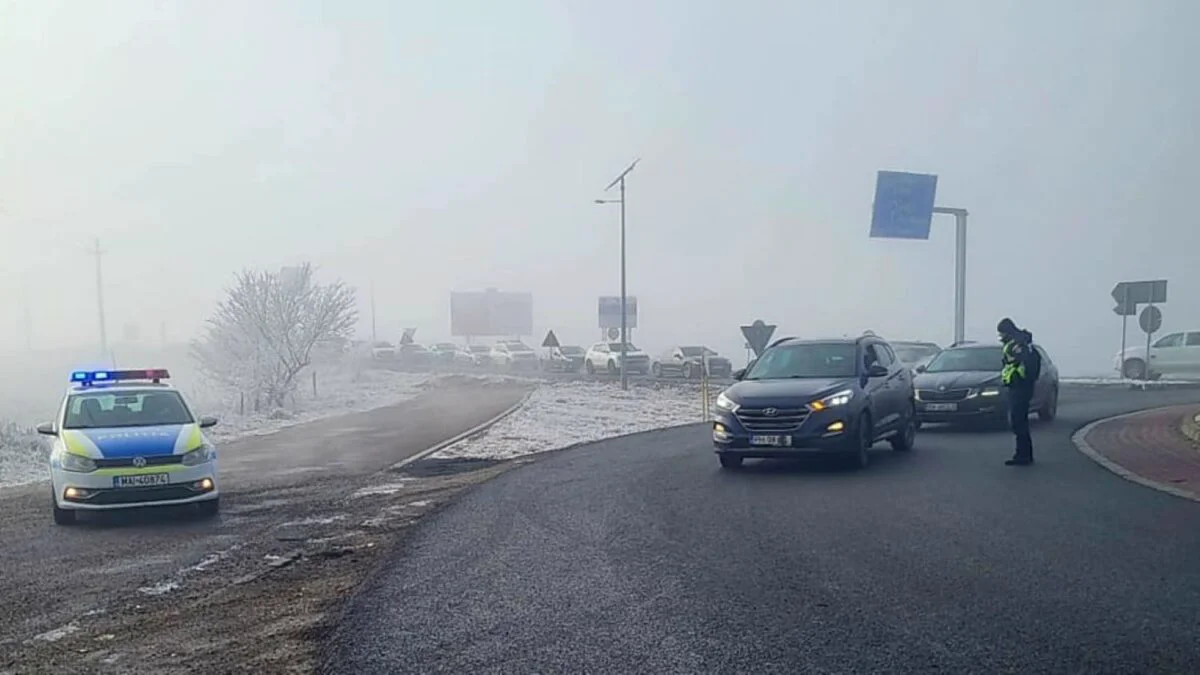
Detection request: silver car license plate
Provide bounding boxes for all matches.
[925,403,958,412]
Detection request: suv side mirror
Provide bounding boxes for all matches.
[36,422,57,436]
[867,364,889,378]
[199,416,219,429]
[732,368,746,381]
[914,364,927,373]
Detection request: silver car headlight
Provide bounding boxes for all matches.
[59,452,97,473]
[715,392,740,413]
[181,443,215,467]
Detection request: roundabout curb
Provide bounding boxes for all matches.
[1072,406,1200,504]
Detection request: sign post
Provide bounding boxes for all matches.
[1111,280,1167,379]
[869,170,969,344]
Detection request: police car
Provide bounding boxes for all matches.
[36,369,221,525]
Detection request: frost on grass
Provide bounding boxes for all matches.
[432,380,708,461]
[0,422,49,488]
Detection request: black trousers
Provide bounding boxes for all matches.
[1008,384,1034,460]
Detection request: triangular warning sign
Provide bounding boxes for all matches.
[400,328,416,345]
[740,320,776,357]
[541,330,560,348]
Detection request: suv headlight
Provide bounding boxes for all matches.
[59,452,97,473]
[715,392,740,412]
[181,443,215,467]
[808,389,854,411]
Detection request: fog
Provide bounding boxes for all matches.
[3,0,1198,376]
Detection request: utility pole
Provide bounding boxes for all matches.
[596,158,640,391]
[91,238,109,357]
[23,285,32,351]
[370,278,378,342]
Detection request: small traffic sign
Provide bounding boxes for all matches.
[541,330,560,348]
[400,328,416,345]
[870,171,938,240]
[606,327,620,341]
[740,320,777,358]
[1139,306,1163,334]
[1112,279,1167,315]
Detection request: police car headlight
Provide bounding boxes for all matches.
[715,392,740,413]
[181,444,215,467]
[60,452,97,473]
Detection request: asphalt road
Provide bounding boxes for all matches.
[0,378,530,654]
[324,386,1200,675]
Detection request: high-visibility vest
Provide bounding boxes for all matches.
[1001,340,1026,385]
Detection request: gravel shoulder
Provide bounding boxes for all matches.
[0,378,531,675]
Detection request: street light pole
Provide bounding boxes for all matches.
[932,207,968,344]
[91,238,109,358]
[597,158,640,391]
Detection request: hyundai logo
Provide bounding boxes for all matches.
[763,408,778,416]
[938,386,946,391]
[132,456,147,468]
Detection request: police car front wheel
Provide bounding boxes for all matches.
[52,495,76,526]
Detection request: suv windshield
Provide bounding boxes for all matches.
[607,343,639,352]
[746,343,858,379]
[504,342,532,351]
[469,345,489,353]
[893,344,940,364]
[63,390,194,429]
[680,346,713,357]
[924,347,1003,373]
[560,346,584,355]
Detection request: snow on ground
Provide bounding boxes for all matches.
[1062,377,1200,386]
[431,380,710,461]
[0,362,437,489]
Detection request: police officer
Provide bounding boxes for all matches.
[998,317,1040,466]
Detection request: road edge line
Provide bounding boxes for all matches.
[390,389,535,470]
[1071,406,1200,504]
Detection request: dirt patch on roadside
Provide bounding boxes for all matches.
[4,461,522,675]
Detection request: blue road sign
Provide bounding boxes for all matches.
[870,171,938,240]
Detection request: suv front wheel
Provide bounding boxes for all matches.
[846,413,872,469]
[890,406,916,452]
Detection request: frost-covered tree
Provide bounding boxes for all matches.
[191,264,357,408]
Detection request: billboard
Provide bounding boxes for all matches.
[450,290,534,337]
[598,296,638,329]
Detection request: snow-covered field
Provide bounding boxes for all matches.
[431,379,709,461]
[1062,377,1200,386]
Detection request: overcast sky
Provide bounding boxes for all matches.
[2,0,1197,374]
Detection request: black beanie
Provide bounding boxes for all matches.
[997,318,1017,334]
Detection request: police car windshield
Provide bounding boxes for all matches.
[924,347,1004,373]
[745,343,857,379]
[62,390,194,429]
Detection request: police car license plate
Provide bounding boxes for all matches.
[751,435,791,447]
[925,403,958,412]
[113,474,169,488]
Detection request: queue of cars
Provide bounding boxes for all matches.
[369,338,737,379]
[712,333,1061,471]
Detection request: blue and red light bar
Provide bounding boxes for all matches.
[70,369,171,386]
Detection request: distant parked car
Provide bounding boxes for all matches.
[466,344,493,367]
[430,342,474,368]
[913,342,1059,428]
[490,341,540,371]
[891,341,942,372]
[370,341,396,361]
[542,345,586,373]
[652,345,732,379]
[397,343,435,369]
[584,342,651,376]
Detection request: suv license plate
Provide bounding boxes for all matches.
[925,403,958,412]
[113,473,169,488]
[751,435,791,447]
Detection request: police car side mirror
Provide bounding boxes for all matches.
[199,416,219,429]
[36,422,57,436]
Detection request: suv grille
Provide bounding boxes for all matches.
[735,407,810,433]
[918,388,970,402]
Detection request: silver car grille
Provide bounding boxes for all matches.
[735,407,810,433]
[918,388,970,402]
